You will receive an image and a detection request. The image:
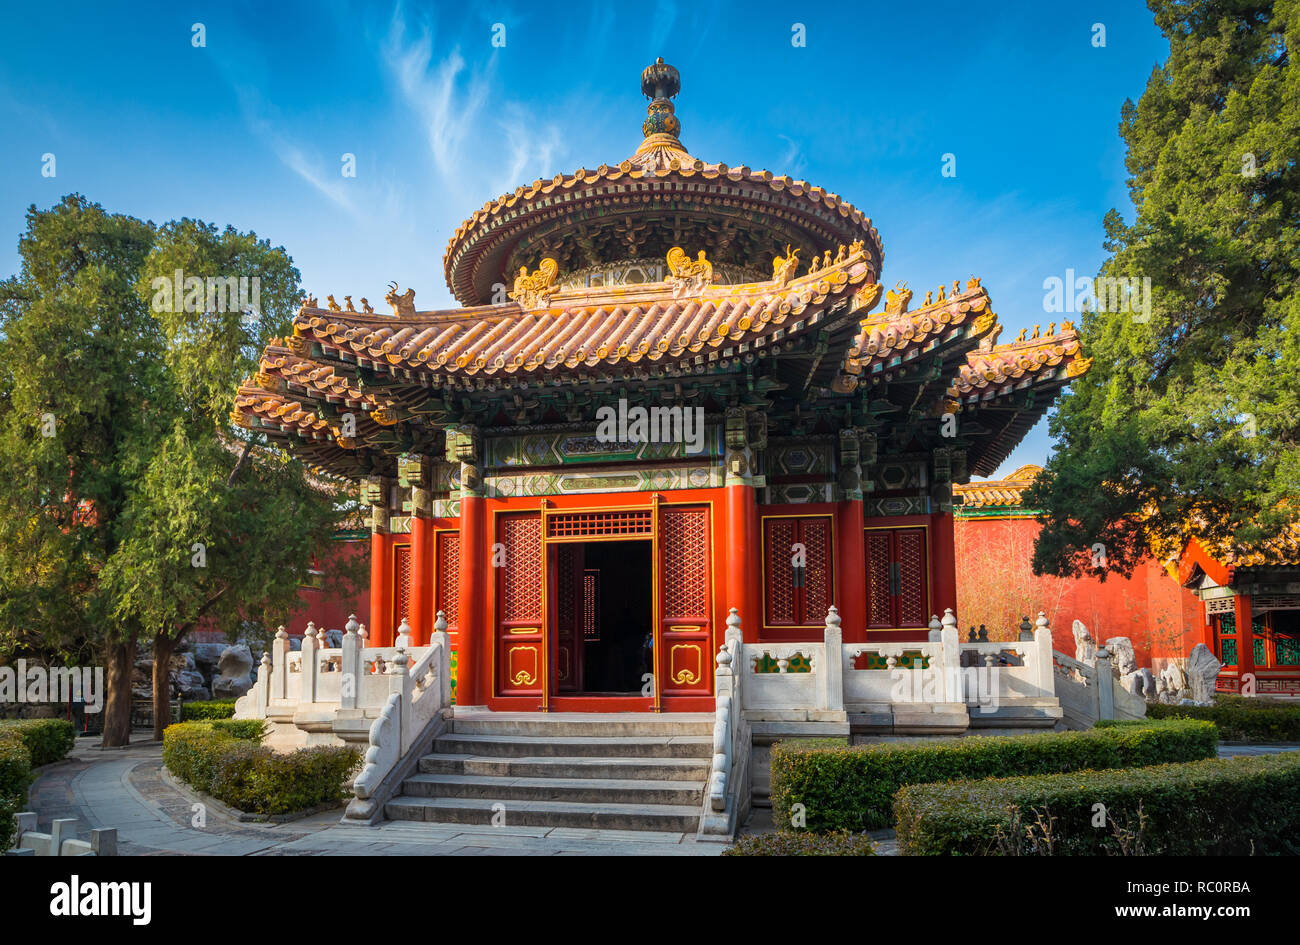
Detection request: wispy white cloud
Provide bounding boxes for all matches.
[380,4,566,202]
[218,65,363,219]
[776,134,807,177]
[382,12,492,180]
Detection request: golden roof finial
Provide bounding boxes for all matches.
[634,58,690,171]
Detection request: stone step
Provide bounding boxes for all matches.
[419,753,712,781]
[385,795,701,832]
[434,733,713,759]
[451,711,715,738]
[402,772,704,805]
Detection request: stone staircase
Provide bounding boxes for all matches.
[384,711,715,833]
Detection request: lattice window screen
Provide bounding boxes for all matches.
[500,515,542,622]
[548,509,653,539]
[662,507,710,620]
[435,531,460,630]
[393,544,412,630]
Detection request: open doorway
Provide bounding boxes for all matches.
[554,540,652,696]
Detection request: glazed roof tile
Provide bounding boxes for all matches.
[298,246,879,381]
[954,464,1044,508]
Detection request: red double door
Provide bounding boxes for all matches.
[492,505,714,709]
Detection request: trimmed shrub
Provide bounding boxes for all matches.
[0,719,76,766]
[163,720,359,815]
[180,700,237,721]
[210,719,267,741]
[0,728,33,851]
[162,722,239,793]
[723,830,877,856]
[771,719,1218,831]
[210,745,361,816]
[1148,696,1300,741]
[894,750,1300,855]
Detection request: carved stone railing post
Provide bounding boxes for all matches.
[395,616,412,651]
[1095,645,1115,720]
[389,645,411,744]
[341,614,360,710]
[928,613,942,643]
[301,622,319,704]
[822,606,844,712]
[432,611,452,708]
[939,607,961,703]
[1033,612,1055,697]
[271,625,289,701]
[256,652,271,716]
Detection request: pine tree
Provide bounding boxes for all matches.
[1028,0,1299,578]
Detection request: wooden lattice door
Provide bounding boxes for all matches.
[864,527,929,629]
[658,506,712,699]
[496,513,544,696]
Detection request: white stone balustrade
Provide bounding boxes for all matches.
[236,613,447,752]
[737,606,1061,732]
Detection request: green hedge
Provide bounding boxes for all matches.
[209,744,361,815]
[162,721,359,816]
[210,719,267,741]
[1149,696,1300,741]
[180,700,237,721]
[0,728,33,851]
[723,830,877,856]
[0,719,76,766]
[894,750,1300,855]
[771,719,1219,831]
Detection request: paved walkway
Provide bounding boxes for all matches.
[25,737,724,856]
[28,737,1297,856]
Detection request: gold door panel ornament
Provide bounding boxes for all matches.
[669,644,702,686]
[509,645,539,687]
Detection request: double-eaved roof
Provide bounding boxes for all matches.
[233,59,1091,483]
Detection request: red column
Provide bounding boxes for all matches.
[457,494,487,706]
[410,514,434,647]
[835,500,866,643]
[369,532,392,647]
[726,484,758,642]
[931,511,958,617]
[1197,599,1212,649]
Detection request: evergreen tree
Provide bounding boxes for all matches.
[0,197,361,743]
[1028,0,1299,578]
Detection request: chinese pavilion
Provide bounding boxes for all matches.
[234,59,1091,712]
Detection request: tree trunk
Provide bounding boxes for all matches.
[101,637,136,748]
[152,632,177,742]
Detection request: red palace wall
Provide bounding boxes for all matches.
[190,539,371,645]
[954,516,1202,670]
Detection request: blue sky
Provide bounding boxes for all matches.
[0,0,1169,478]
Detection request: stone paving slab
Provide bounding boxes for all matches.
[24,741,725,857]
